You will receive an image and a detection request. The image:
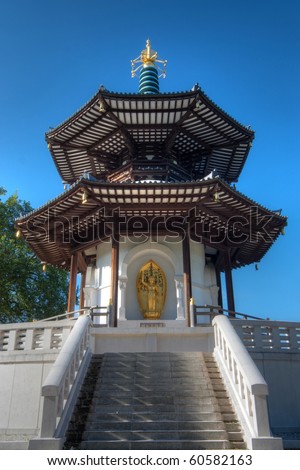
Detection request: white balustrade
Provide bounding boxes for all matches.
[40,315,91,438]
[213,315,282,449]
[232,320,300,352]
[0,320,75,352]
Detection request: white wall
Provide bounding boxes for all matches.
[0,352,58,441]
[96,241,112,307]
[85,238,219,319]
[84,241,112,309]
[250,351,300,431]
[91,327,215,354]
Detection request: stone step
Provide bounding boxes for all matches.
[214,391,229,399]
[98,372,210,380]
[79,439,230,450]
[97,378,212,386]
[82,429,229,442]
[64,351,246,451]
[89,395,217,406]
[85,420,226,432]
[103,352,206,357]
[222,413,239,422]
[101,363,208,369]
[230,441,248,450]
[91,391,214,400]
[205,365,219,370]
[102,359,208,365]
[227,431,245,442]
[94,383,214,393]
[86,411,223,423]
[211,383,227,391]
[101,359,208,364]
[219,404,235,413]
[91,388,215,398]
[88,403,219,414]
[225,422,242,432]
[101,364,209,370]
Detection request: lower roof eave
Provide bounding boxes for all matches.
[15,178,287,271]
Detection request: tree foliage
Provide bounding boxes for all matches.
[0,187,69,323]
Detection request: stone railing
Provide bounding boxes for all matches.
[213,315,282,449]
[231,319,300,352]
[192,304,264,326]
[39,315,91,441]
[0,320,75,352]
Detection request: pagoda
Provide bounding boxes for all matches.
[15,40,287,327]
[5,41,299,453]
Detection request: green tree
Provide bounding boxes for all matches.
[0,187,69,323]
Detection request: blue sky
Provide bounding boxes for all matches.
[0,0,299,321]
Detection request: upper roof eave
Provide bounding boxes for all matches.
[45,87,255,141]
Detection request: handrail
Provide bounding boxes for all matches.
[212,315,282,449]
[35,308,90,322]
[89,306,110,326]
[193,304,264,325]
[36,306,109,324]
[40,315,91,438]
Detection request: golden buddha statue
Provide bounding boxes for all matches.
[136,260,167,319]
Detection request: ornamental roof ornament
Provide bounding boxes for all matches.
[131,39,167,94]
[131,39,167,78]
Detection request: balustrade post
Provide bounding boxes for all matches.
[253,325,263,349]
[43,328,52,349]
[252,394,271,437]
[8,330,17,351]
[67,252,78,313]
[79,271,86,311]
[110,226,119,327]
[118,279,127,320]
[108,300,113,327]
[182,233,192,326]
[289,327,298,350]
[24,329,34,350]
[272,326,281,350]
[215,268,223,308]
[189,298,195,327]
[224,250,235,314]
[175,277,185,320]
[40,396,58,438]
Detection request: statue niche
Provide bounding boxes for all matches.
[136,260,167,320]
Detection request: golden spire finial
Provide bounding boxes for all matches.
[141,39,157,65]
[131,39,167,78]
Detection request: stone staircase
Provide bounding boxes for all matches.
[64,352,246,450]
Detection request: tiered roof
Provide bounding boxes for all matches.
[46,87,254,185]
[16,178,286,271]
[15,50,287,272]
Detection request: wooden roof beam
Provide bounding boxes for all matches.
[49,98,111,146]
[190,108,241,143]
[49,144,77,182]
[163,98,198,152]
[105,109,137,155]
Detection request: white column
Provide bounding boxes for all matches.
[210,285,219,306]
[118,277,127,320]
[175,276,185,320]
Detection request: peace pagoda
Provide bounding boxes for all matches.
[15,40,286,325]
[1,41,299,452]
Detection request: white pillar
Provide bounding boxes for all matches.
[118,277,127,320]
[175,276,185,320]
[210,285,219,306]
